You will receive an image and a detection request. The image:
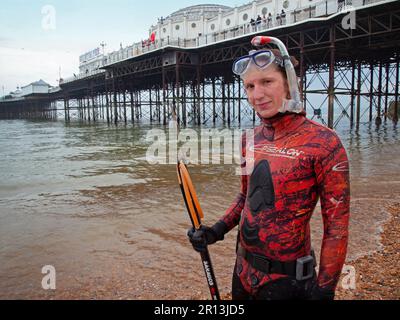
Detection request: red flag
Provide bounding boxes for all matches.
[150,32,156,43]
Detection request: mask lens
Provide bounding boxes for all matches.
[253,51,274,68]
[233,57,251,75]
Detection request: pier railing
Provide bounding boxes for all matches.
[61,68,105,84]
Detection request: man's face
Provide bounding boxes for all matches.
[242,65,289,119]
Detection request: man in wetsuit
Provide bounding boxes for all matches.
[188,37,350,300]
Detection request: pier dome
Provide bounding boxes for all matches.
[152,3,235,43]
[167,4,232,20]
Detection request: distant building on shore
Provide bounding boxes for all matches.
[21,80,51,96]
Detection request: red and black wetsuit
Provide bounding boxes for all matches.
[220,112,350,299]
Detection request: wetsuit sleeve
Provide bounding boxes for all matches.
[220,132,248,232]
[314,133,350,292]
[220,174,247,232]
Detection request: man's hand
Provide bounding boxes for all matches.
[187,221,228,253]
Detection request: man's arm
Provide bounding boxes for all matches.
[314,133,350,295]
[220,132,249,231]
[220,175,247,231]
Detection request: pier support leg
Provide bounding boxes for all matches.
[212,77,216,125]
[92,94,96,122]
[113,91,118,125]
[123,90,127,124]
[149,88,153,123]
[227,81,231,126]
[350,61,356,127]
[162,67,167,125]
[105,91,110,124]
[87,95,91,122]
[384,63,390,122]
[238,76,241,125]
[222,81,226,124]
[377,62,383,125]
[369,62,374,123]
[327,27,335,129]
[130,91,134,123]
[356,61,362,128]
[197,64,201,125]
[394,60,399,123]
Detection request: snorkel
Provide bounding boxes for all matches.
[251,36,303,113]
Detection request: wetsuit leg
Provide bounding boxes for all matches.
[255,277,298,300]
[295,272,316,300]
[255,274,316,300]
[231,267,251,300]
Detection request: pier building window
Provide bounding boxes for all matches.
[226,19,231,26]
[243,13,248,21]
[175,25,180,30]
[191,23,196,28]
[211,24,215,30]
[262,7,268,15]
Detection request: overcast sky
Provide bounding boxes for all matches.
[0,0,243,94]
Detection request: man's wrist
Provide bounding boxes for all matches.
[211,220,228,241]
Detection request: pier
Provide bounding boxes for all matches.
[0,0,399,128]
